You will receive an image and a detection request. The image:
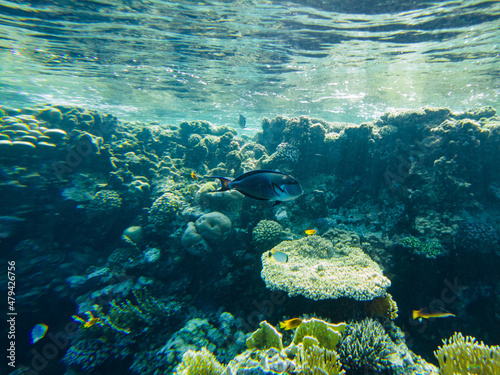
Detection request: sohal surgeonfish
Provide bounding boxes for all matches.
[208,169,303,206]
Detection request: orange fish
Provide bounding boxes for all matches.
[412,308,455,321]
[305,229,316,236]
[279,318,303,330]
[190,171,198,180]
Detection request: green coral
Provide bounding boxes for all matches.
[399,236,446,258]
[252,219,283,250]
[434,332,500,375]
[337,318,397,374]
[296,344,345,375]
[292,318,346,351]
[174,347,225,375]
[246,320,284,351]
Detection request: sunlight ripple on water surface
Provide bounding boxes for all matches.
[0,0,499,127]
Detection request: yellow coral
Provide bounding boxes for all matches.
[246,320,283,351]
[175,347,225,375]
[434,332,500,375]
[292,318,346,350]
[295,344,346,375]
[365,293,398,320]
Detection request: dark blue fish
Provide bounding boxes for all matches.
[238,114,246,128]
[208,169,303,206]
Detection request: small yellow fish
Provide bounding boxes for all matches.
[72,310,101,328]
[190,171,198,180]
[412,308,455,321]
[279,318,303,330]
[83,316,100,328]
[305,229,317,236]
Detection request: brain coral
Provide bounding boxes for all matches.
[148,192,185,232]
[86,190,122,218]
[260,236,390,301]
[252,220,283,250]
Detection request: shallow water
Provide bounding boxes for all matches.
[1,0,499,125]
[1,1,500,375]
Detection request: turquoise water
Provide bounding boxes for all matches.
[1,0,499,126]
[1,1,500,375]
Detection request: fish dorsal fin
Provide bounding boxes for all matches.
[233,169,287,182]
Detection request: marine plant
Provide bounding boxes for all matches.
[434,332,500,375]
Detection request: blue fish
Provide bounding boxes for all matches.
[30,323,48,344]
[208,169,303,206]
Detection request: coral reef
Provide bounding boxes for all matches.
[337,318,399,374]
[174,347,225,375]
[252,220,283,250]
[2,103,500,375]
[398,236,446,258]
[365,293,399,320]
[260,236,390,300]
[455,222,500,254]
[434,332,500,375]
[148,192,185,233]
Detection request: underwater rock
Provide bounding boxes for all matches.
[261,236,390,301]
[195,211,232,243]
[181,221,209,256]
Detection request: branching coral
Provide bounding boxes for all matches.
[296,344,346,375]
[434,332,500,375]
[337,318,398,374]
[174,347,225,375]
[398,236,446,258]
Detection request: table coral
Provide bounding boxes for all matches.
[260,236,390,301]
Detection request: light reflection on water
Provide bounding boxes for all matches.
[0,0,498,127]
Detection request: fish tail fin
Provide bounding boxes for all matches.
[412,310,420,320]
[206,176,232,192]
